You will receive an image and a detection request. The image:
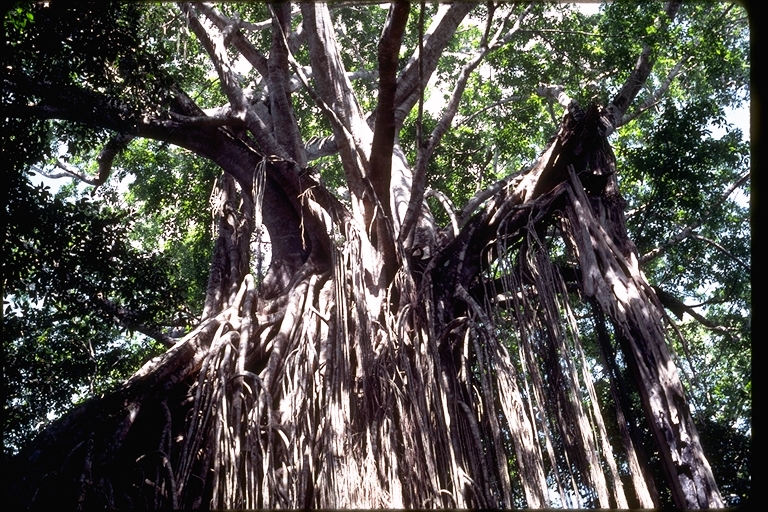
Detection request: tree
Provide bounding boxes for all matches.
[3,1,750,508]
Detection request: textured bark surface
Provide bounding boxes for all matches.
[5,2,726,509]
[7,105,722,509]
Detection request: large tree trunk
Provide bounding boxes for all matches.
[5,2,724,509]
[6,104,722,509]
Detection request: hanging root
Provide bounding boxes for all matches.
[16,109,721,509]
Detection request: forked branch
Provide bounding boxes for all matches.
[601,1,683,135]
[32,133,133,187]
[400,3,534,243]
[194,2,270,79]
[180,2,289,160]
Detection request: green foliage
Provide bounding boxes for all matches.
[332,3,388,77]
[2,3,222,454]
[696,416,750,506]
[614,100,750,421]
[597,1,665,79]
[117,140,218,313]
[3,307,164,458]
[619,100,748,253]
[4,1,176,116]
[1,116,53,179]
[2,170,186,456]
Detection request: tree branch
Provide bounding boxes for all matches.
[618,55,691,128]
[652,286,735,336]
[601,1,683,135]
[304,135,339,161]
[63,291,179,349]
[370,2,410,231]
[300,2,374,225]
[213,4,301,35]
[458,167,529,226]
[639,171,749,264]
[425,188,459,239]
[536,83,579,114]
[400,3,534,243]
[31,133,134,187]
[455,94,524,127]
[692,233,751,272]
[617,3,737,130]
[179,3,245,112]
[4,74,141,134]
[302,2,475,168]
[6,67,274,195]
[300,3,369,141]
[180,2,289,160]
[99,297,179,348]
[194,2,270,80]
[168,110,246,127]
[393,3,476,129]
[267,2,306,165]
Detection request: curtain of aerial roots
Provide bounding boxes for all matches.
[144,181,669,507]
[165,222,430,507]
[489,228,632,509]
[476,184,666,508]
[149,203,651,507]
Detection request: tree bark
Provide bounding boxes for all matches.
[5,2,726,508]
[7,109,725,511]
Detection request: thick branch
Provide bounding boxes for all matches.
[180,2,290,160]
[295,3,478,228]
[536,83,579,114]
[7,78,258,189]
[366,3,411,274]
[194,3,269,81]
[168,110,246,127]
[370,2,410,233]
[458,167,529,225]
[300,4,368,139]
[601,1,683,135]
[300,2,375,227]
[179,3,246,112]
[619,55,691,128]
[393,3,475,129]
[5,74,140,134]
[304,134,339,161]
[268,2,306,165]
[425,188,459,239]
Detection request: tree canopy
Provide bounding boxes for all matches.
[3,1,750,508]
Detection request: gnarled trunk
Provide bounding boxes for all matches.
[5,2,726,509]
[7,104,722,509]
